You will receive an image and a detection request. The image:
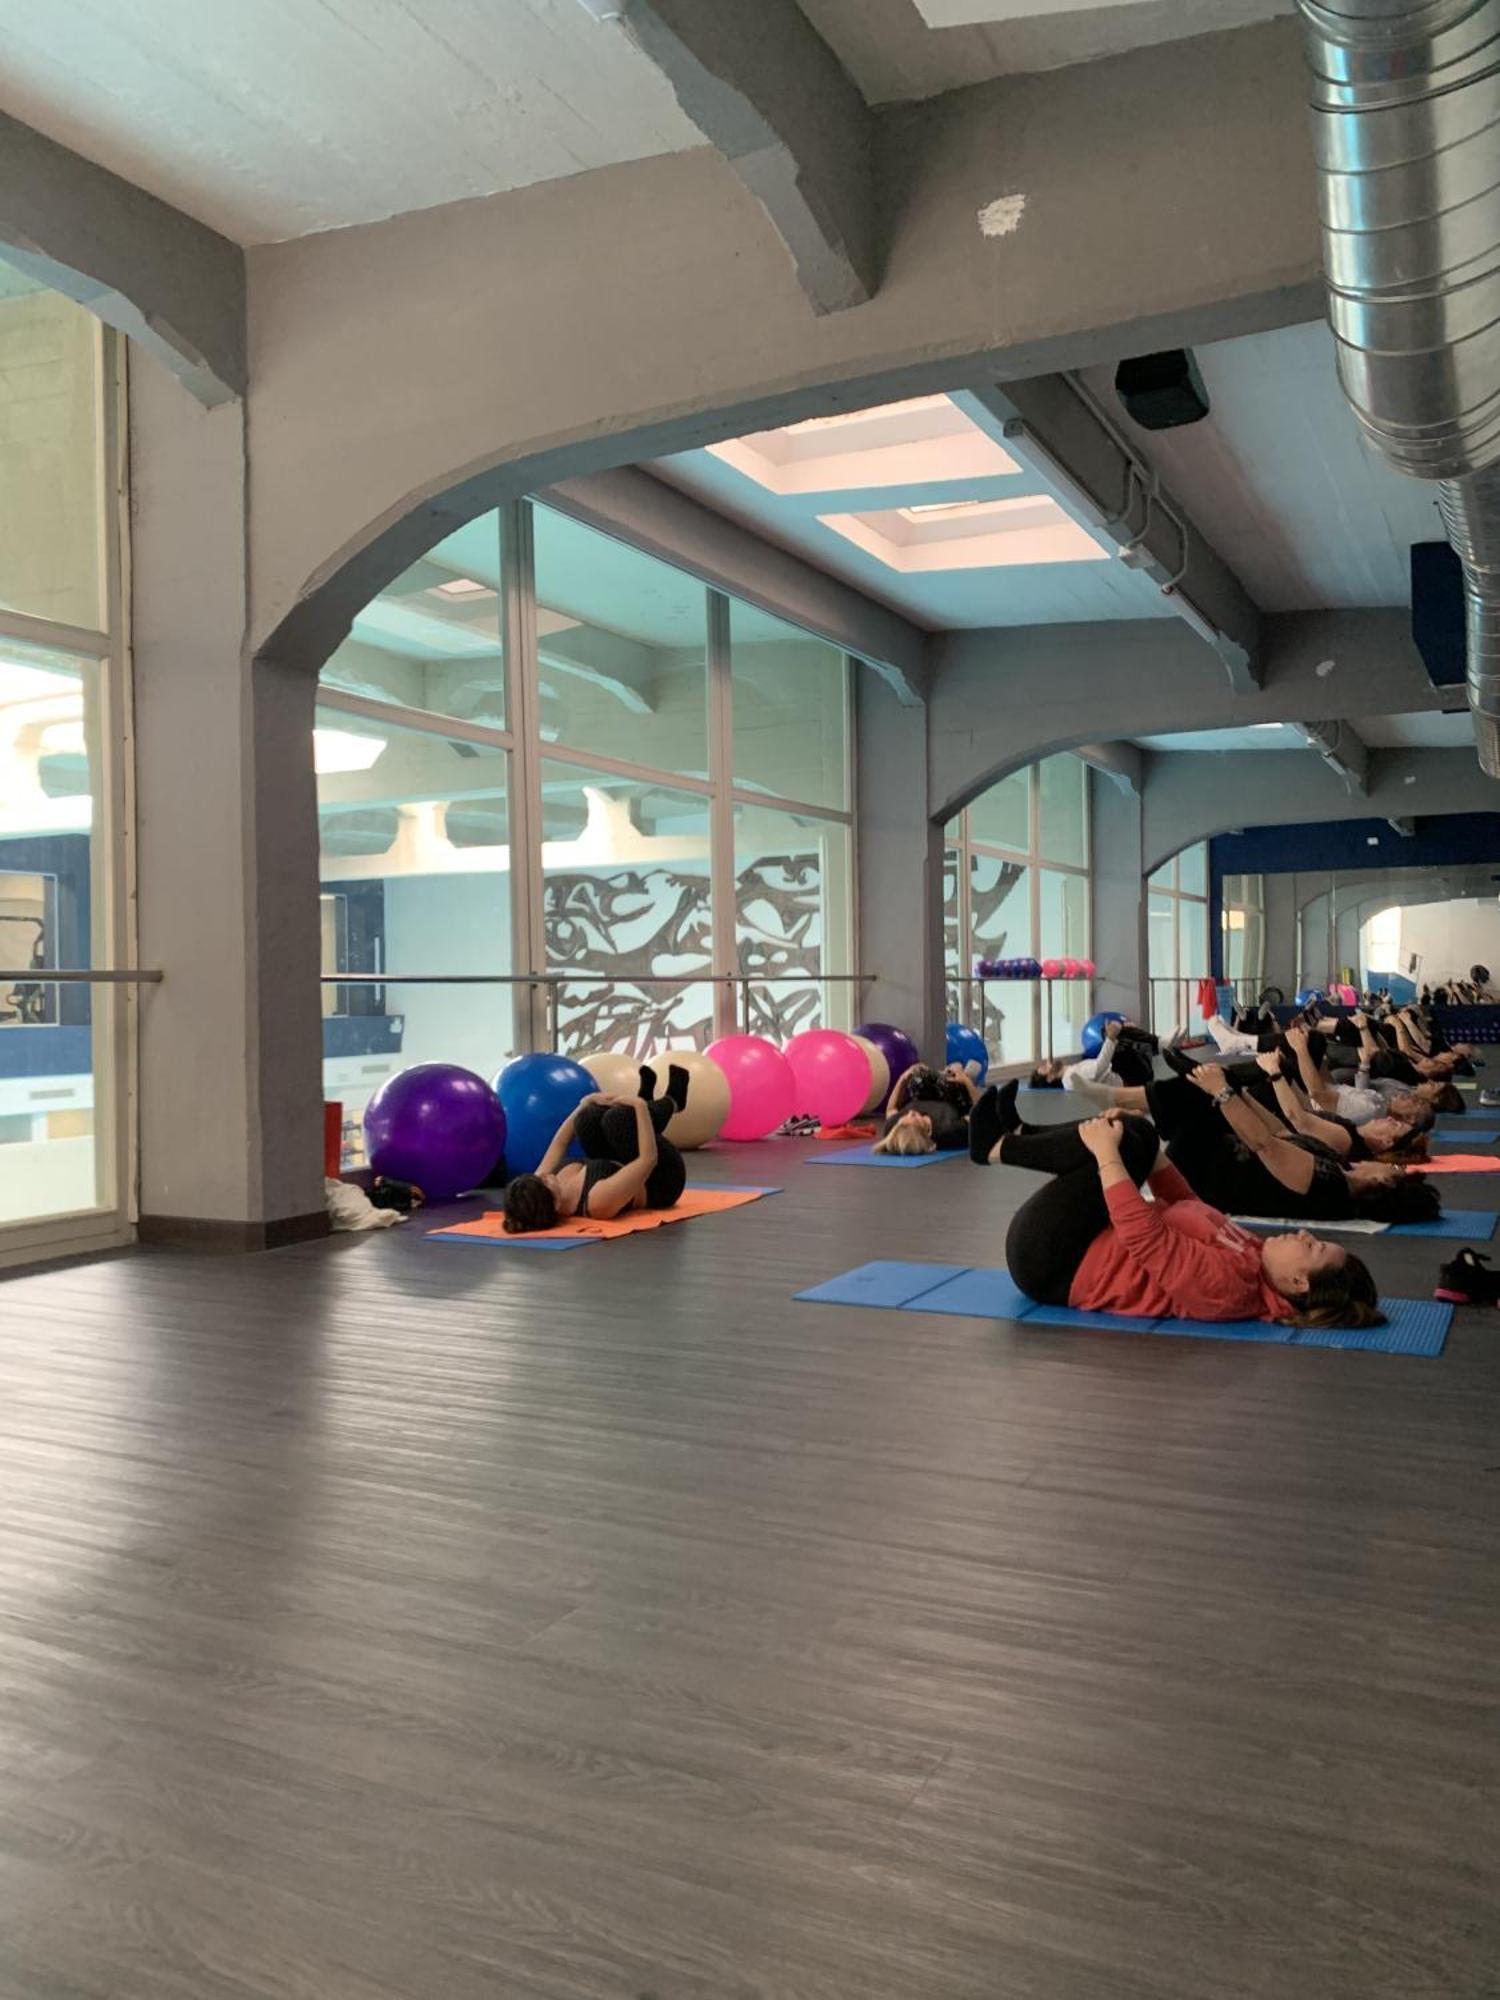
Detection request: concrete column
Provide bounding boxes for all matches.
[1088,768,1145,1024]
[857,671,944,1063]
[130,356,324,1246]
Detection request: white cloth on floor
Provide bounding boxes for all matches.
[325,1178,405,1231]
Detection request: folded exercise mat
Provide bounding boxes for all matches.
[1235,1210,1499,1240]
[793,1260,970,1307]
[1435,1131,1500,1146]
[797,1259,1450,1354]
[814,1122,879,1141]
[430,1185,780,1248]
[807,1143,963,1168]
[1412,1154,1500,1174]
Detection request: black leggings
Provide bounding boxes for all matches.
[574,1101,686,1210]
[1003,1115,1159,1306]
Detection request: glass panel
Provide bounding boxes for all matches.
[736,802,852,1038]
[316,707,512,1165]
[967,768,1029,852]
[0,271,103,630]
[1038,754,1087,867]
[1179,896,1208,979]
[321,513,506,728]
[543,760,713,1056]
[1177,841,1208,897]
[1148,860,1175,891]
[1040,869,1090,1051]
[730,601,847,810]
[534,506,708,779]
[972,854,1033,1069]
[943,843,962,1024]
[0,641,109,1222]
[1148,890,1176,986]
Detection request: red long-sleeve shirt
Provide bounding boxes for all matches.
[1069,1162,1292,1323]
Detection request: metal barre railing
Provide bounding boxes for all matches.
[0,969,163,984]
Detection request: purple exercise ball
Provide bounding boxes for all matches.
[363,1062,507,1200]
[853,1021,920,1109]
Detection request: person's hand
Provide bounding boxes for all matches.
[1256,1050,1282,1076]
[1188,1064,1226,1095]
[1286,1025,1310,1052]
[1105,1019,1122,1041]
[579,1091,614,1107]
[1078,1114,1124,1161]
[942,1062,967,1081]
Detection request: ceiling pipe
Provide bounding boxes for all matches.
[1293,0,1500,775]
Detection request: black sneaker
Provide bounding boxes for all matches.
[1436,1248,1500,1307]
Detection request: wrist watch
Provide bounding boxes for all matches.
[1213,1087,1234,1107]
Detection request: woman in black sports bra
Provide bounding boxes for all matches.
[501,1064,690,1233]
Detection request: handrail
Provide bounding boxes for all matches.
[318,973,869,985]
[0,968,163,984]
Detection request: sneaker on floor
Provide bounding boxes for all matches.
[1435,1248,1500,1307]
[1480,1088,1500,1108]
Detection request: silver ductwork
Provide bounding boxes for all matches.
[1294,0,1500,774]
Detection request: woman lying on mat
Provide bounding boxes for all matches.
[873,1061,982,1156]
[1059,1060,1439,1227]
[986,1103,1383,1330]
[501,1065,688,1233]
[1029,1017,1159,1092]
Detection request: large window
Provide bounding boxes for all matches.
[945,753,1092,1068]
[0,267,129,1260]
[1147,843,1209,1032]
[315,503,855,1141]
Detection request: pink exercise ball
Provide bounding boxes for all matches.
[1040,958,1063,979]
[1081,958,1097,978]
[783,1029,869,1128]
[705,1034,795,1141]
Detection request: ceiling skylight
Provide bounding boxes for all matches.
[707,393,1020,496]
[818,494,1107,573]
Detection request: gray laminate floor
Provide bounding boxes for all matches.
[2,1118,1498,1998]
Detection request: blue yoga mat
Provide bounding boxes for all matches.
[798,1259,1451,1355]
[795,1260,969,1308]
[1390,1208,1499,1239]
[431,1231,596,1252]
[808,1144,962,1168]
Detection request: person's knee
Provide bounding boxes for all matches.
[1116,1114,1159,1178]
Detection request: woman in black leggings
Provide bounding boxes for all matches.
[502,1064,689,1232]
[978,1099,1382,1328]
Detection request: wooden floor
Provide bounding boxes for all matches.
[2,1118,1499,1998]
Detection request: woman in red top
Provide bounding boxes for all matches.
[995,1104,1382,1329]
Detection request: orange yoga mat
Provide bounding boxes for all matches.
[816,1121,879,1141]
[430,1184,775,1245]
[1411,1154,1500,1175]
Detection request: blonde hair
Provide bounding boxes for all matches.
[873,1114,937,1157]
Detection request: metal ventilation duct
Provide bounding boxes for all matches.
[1294,0,1500,774]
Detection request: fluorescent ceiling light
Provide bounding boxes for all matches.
[434,577,493,599]
[819,493,1107,573]
[707,393,1020,496]
[1249,723,1284,731]
[314,728,386,776]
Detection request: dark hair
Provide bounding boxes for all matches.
[502,1173,559,1234]
[1350,1174,1440,1225]
[1431,1082,1465,1114]
[1372,1121,1431,1163]
[1285,1250,1385,1331]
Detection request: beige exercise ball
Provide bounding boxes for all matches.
[580,1050,643,1098]
[660,1048,732,1150]
[852,1034,890,1117]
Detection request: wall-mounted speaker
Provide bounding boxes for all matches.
[1113,350,1210,430]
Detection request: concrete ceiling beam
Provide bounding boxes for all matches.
[0,108,244,405]
[1296,719,1369,795]
[959,376,1263,690]
[617,0,877,314]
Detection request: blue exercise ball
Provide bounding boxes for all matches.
[1295,988,1324,1009]
[945,1021,988,1082]
[1081,1011,1125,1059]
[493,1053,597,1175]
[363,1062,507,1200]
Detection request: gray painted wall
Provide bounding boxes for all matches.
[1088,768,1146,1023]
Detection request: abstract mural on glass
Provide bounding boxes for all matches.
[544,852,826,1054]
[737,853,825,1040]
[548,866,713,1055]
[973,855,1027,1061]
